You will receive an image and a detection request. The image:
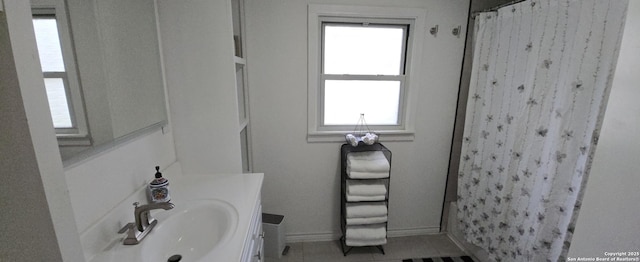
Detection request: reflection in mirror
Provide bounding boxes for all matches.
[31,0,167,164]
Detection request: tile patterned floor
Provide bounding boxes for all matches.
[264,234,468,262]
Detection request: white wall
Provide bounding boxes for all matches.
[6,0,178,260]
[93,0,166,138]
[0,1,83,260]
[568,0,640,257]
[245,0,469,240]
[158,0,242,175]
[64,0,113,155]
[65,129,176,260]
[56,0,167,159]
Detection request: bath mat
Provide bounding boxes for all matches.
[402,256,474,262]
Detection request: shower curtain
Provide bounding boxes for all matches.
[457,0,628,261]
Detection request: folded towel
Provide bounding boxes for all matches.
[345,237,387,247]
[345,202,387,218]
[346,161,390,173]
[346,194,386,202]
[346,224,386,240]
[347,171,389,179]
[347,152,390,172]
[346,215,387,225]
[347,151,387,161]
[346,180,387,196]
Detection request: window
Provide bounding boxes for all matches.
[308,5,426,141]
[32,8,88,144]
[322,21,407,126]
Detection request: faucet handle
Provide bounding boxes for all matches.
[133,202,140,208]
[118,223,135,234]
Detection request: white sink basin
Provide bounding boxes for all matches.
[140,199,238,262]
[89,174,264,262]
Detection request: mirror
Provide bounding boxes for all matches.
[31,0,167,163]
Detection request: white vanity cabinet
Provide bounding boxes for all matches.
[241,196,264,262]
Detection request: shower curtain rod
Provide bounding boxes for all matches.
[471,0,528,18]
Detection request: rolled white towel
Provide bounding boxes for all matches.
[362,133,378,145]
[345,237,387,247]
[345,134,359,147]
[345,202,387,218]
[347,171,389,179]
[346,180,386,196]
[345,224,386,240]
[346,215,387,225]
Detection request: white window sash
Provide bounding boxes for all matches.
[42,72,78,134]
[322,75,406,81]
[32,6,89,144]
[319,75,407,130]
[320,23,408,128]
[308,4,426,142]
[320,20,410,75]
[319,81,407,128]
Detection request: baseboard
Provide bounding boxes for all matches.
[286,232,339,243]
[285,227,441,243]
[387,227,440,237]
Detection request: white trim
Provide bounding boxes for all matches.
[154,0,172,136]
[322,74,406,81]
[56,135,91,146]
[308,129,414,142]
[62,121,166,168]
[31,5,89,139]
[233,0,253,173]
[284,227,439,243]
[307,4,425,142]
[239,118,249,132]
[286,232,337,243]
[387,226,440,237]
[234,56,246,65]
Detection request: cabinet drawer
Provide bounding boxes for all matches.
[250,204,262,238]
[254,232,264,262]
[242,199,263,262]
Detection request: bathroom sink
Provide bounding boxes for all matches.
[140,199,238,262]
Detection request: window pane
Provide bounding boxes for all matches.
[323,25,404,75]
[33,17,66,72]
[44,78,73,128]
[324,80,400,125]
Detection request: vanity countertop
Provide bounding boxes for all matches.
[90,172,263,262]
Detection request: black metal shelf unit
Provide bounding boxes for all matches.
[339,143,391,256]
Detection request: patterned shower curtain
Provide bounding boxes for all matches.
[457,0,628,261]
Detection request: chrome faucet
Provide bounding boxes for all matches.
[119,201,175,245]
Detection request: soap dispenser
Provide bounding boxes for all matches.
[149,166,170,203]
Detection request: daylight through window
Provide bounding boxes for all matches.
[321,22,408,126]
[33,13,75,129]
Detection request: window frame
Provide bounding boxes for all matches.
[320,19,410,128]
[307,4,426,142]
[32,6,90,146]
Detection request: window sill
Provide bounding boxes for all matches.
[307,130,414,143]
[56,134,91,146]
